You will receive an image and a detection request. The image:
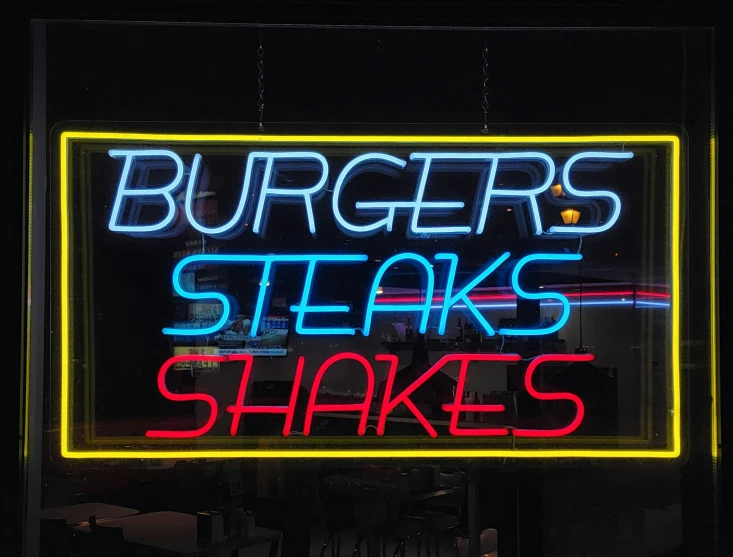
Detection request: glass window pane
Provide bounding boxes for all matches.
[25,21,718,557]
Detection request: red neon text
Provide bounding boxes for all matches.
[441,354,521,436]
[513,353,592,437]
[145,355,228,438]
[304,352,376,435]
[145,352,592,439]
[226,354,303,436]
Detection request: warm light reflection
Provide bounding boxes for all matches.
[551,183,564,197]
[561,208,581,225]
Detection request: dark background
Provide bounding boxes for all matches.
[4,1,729,556]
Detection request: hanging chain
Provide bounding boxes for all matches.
[481,40,489,134]
[257,35,265,132]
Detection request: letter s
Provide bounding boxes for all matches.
[549,151,633,235]
[499,253,582,337]
[145,355,223,438]
[514,353,593,437]
[162,255,231,336]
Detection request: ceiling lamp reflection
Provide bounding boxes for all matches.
[561,208,581,225]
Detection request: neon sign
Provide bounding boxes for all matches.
[108,149,629,239]
[106,147,634,339]
[161,251,588,339]
[57,132,682,459]
[146,352,590,439]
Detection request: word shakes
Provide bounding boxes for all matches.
[145,352,594,440]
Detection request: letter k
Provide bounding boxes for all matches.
[434,252,511,336]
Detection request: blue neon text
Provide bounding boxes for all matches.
[164,252,585,338]
[105,146,635,342]
[108,149,632,238]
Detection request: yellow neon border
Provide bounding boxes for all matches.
[59,132,682,459]
[710,137,719,459]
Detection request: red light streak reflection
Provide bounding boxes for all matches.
[375,289,669,304]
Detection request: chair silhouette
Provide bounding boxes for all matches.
[351,483,423,557]
[318,481,358,557]
[405,472,466,557]
[40,518,71,557]
[87,515,126,557]
[454,528,498,557]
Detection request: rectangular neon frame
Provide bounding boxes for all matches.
[58,131,681,459]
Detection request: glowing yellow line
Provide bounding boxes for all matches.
[60,134,70,456]
[60,131,680,144]
[60,449,680,459]
[671,136,681,458]
[58,132,682,459]
[710,136,718,459]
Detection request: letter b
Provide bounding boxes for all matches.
[108,149,185,235]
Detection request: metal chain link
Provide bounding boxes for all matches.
[257,35,265,132]
[481,40,489,134]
